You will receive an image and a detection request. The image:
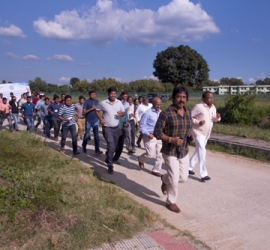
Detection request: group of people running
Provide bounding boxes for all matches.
[0,85,220,213]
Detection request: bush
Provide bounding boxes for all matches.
[218,94,269,125]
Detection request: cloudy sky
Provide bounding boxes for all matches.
[0,0,269,85]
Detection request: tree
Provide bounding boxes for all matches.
[220,77,243,86]
[256,78,270,85]
[153,45,209,88]
[2,80,6,84]
[70,77,80,88]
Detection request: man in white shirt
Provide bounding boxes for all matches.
[135,96,152,148]
[189,91,221,181]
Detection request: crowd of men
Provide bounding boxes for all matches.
[0,86,220,213]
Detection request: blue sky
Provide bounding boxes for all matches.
[0,0,269,85]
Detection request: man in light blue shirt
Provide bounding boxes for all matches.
[138,97,163,177]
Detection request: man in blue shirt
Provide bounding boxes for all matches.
[58,95,80,155]
[82,90,102,155]
[138,97,163,177]
[21,96,36,131]
[48,95,62,141]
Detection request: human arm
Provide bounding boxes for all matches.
[95,110,105,125]
[191,105,205,126]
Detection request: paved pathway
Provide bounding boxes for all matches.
[3,121,270,250]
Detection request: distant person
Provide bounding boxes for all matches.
[96,87,125,174]
[134,98,140,135]
[154,86,193,213]
[138,97,163,177]
[32,94,40,105]
[135,96,152,147]
[35,95,45,131]
[125,96,136,154]
[40,97,52,138]
[82,91,103,155]
[58,95,80,155]
[9,96,19,131]
[48,95,63,141]
[74,95,85,141]
[20,96,36,131]
[59,93,65,104]
[18,93,27,107]
[0,97,12,130]
[189,91,221,181]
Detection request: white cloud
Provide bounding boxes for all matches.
[47,54,74,62]
[144,75,158,80]
[257,73,266,80]
[79,62,90,66]
[22,54,40,60]
[248,78,256,84]
[33,0,219,46]
[0,24,26,38]
[59,77,70,83]
[5,52,19,58]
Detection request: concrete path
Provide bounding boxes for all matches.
[3,121,270,250]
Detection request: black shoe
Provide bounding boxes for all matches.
[108,166,114,174]
[105,158,109,164]
[82,146,87,153]
[189,170,195,175]
[95,150,103,155]
[201,176,211,181]
[136,142,141,148]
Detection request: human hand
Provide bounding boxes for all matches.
[92,105,96,110]
[216,113,221,119]
[100,119,105,125]
[149,134,154,139]
[199,120,205,126]
[171,137,183,146]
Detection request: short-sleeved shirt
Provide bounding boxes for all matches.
[83,99,99,123]
[58,104,76,127]
[154,105,193,159]
[40,103,50,116]
[48,102,63,121]
[21,102,35,115]
[74,102,84,118]
[96,99,125,127]
[35,100,45,116]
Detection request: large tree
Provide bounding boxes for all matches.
[69,77,80,88]
[153,45,209,87]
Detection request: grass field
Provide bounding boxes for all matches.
[0,130,157,249]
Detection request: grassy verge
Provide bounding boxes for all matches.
[0,131,157,249]
[211,123,270,142]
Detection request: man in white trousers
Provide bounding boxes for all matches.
[138,97,162,177]
[189,91,221,181]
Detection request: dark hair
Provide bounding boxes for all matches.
[89,90,96,95]
[117,96,124,101]
[53,95,59,101]
[121,91,128,96]
[79,95,85,100]
[108,86,117,94]
[2,97,7,101]
[27,96,31,99]
[10,92,13,95]
[65,95,72,101]
[39,95,45,99]
[61,93,65,96]
[134,98,138,104]
[142,96,149,101]
[202,91,213,99]
[172,86,189,101]
[127,96,132,102]
[45,97,49,101]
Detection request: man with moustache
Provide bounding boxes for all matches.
[189,91,221,181]
[96,87,125,174]
[154,86,193,213]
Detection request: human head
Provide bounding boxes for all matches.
[117,96,125,105]
[172,86,189,109]
[61,93,65,101]
[79,95,85,104]
[89,90,96,100]
[40,95,45,100]
[134,98,139,106]
[10,92,14,97]
[65,95,72,106]
[54,95,59,104]
[26,96,31,103]
[127,96,133,104]
[202,91,214,107]
[152,97,162,111]
[142,96,149,105]
[2,97,7,104]
[0,93,3,98]
[23,93,27,99]
[45,97,50,105]
[12,96,16,102]
[36,94,40,100]
[107,87,117,101]
[121,91,128,101]
[138,96,143,104]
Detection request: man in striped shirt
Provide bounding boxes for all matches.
[154,86,193,213]
[58,95,80,155]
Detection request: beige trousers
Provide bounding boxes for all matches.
[76,118,85,137]
[138,135,163,173]
[162,153,189,204]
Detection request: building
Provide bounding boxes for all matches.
[202,85,270,95]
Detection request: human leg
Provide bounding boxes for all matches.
[82,121,91,150]
[103,127,117,166]
[195,136,208,177]
[138,135,156,164]
[152,139,163,173]
[125,125,132,152]
[92,122,101,153]
[70,124,78,153]
[113,133,124,161]
[60,126,68,150]
[129,119,136,148]
[12,113,19,131]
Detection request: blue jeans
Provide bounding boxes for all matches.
[0,114,12,130]
[12,113,19,130]
[61,124,78,153]
[43,116,52,138]
[82,121,100,152]
[25,115,34,131]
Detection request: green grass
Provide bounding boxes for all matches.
[0,131,157,249]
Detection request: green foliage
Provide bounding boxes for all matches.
[218,94,268,125]
[220,77,244,86]
[153,45,209,87]
[255,77,270,85]
[70,77,80,88]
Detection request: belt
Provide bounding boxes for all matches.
[104,126,118,129]
[78,117,85,119]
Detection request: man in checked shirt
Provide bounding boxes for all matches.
[154,86,193,213]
